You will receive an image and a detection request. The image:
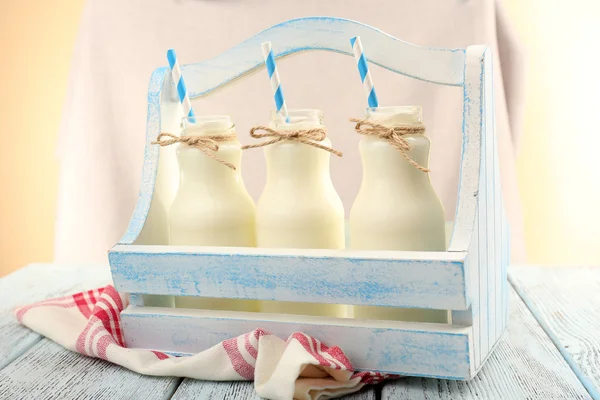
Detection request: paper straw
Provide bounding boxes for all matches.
[166,49,195,121]
[350,36,379,108]
[261,42,289,122]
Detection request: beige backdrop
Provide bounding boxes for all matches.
[504,0,600,266]
[0,0,86,277]
[1,0,599,277]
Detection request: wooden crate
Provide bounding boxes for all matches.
[108,17,510,380]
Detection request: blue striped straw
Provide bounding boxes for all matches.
[350,36,379,108]
[261,42,289,122]
[166,49,196,122]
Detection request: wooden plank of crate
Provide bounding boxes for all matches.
[0,339,181,400]
[110,245,469,310]
[170,381,262,400]
[170,379,377,399]
[0,264,111,370]
[381,288,591,399]
[156,15,465,108]
[483,43,496,359]
[502,207,510,328]
[450,45,509,373]
[178,17,466,100]
[510,266,600,399]
[121,307,472,379]
[493,95,504,343]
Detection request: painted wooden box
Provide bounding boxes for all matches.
[108,17,510,380]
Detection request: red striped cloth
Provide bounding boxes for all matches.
[15,285,394,400]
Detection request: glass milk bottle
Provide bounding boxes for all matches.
[255,109,348,317]
[350,106,447,323]
[168,115,258,311]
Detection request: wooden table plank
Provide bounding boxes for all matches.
[170,379,377,400]
[510,266,600,399]
[0,264,111,370]
[0,339,181,400]
[0,263,181,400]
[381,288,592,399]
[170,380,262,400]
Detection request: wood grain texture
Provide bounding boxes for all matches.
[111,245,468,310]
[448,45,485,253]
[449,46,509,374]
[0,264,111,370]
[171,379,377,400]
[0,339,181,400]
[381,288,591,399]
[510,266,600,399]
[122,306,472,379]
[178,16,466,98]
[171,380,262,400]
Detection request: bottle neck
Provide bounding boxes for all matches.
[176,114,242,187]
[361,106,431,185]
[182,115,235,137]
[360,137,431,183]
[177,144,242,187]
[365,106,423,126]
[265,108,333,186]
[264,140,332,186]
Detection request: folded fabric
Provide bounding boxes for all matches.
[15,286,394,400]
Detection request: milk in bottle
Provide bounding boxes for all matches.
[350,106,447,322]
[166,115,258,311]
[251,109,348,317]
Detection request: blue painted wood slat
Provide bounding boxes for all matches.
[110,246,469,310]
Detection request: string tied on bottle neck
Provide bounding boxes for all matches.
[350,118,429,172]
[242,126,343,157]
[152,132,237,170]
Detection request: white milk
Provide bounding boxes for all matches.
[255,109,348,317]
[169,115,258,311]
[350,106,447,323]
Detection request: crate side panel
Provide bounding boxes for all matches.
[478,98,491,363]
[470,47,510,372]
[469,219,481,368]
[121,307,472,379]
[502,207,510,328]
[448,46,485,253]
[118,68,167,246]
[110,248,468,310]
[484,61,497,352]
[493,94,502,343]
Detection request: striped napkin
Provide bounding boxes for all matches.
[15,286,392,400]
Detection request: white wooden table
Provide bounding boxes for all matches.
[0,264,598,399]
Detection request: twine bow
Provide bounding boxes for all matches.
[350,118,429,172]
[152,132,237,170]
[242,126,343,157]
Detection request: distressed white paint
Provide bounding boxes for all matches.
[110,245,468,310]
[179,17,466,97]
[108,18,510,378]
[382,289,591,400]
[0,264,111,371]
[122,305,473,379]
[0,339,180,399]
[510,266,600,399]
[171,380,377,400]
[463,43,507,372]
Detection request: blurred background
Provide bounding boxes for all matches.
[1,0,599,277]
